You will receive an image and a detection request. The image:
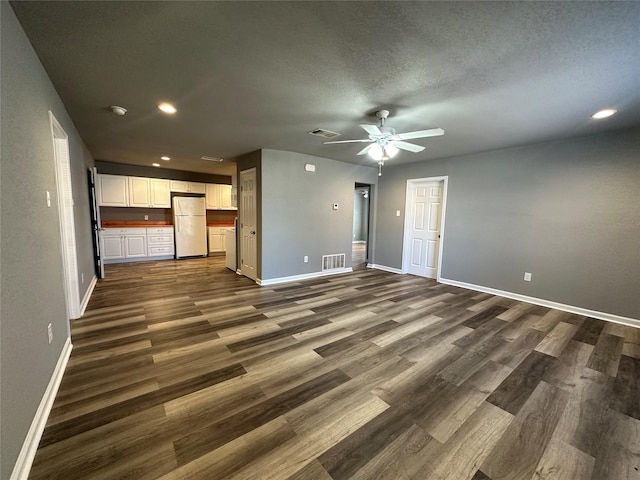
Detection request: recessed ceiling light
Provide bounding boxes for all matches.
[157,103,177,114]
[109,105,127,116]
[161,156,171,161]
[592,108,617,119]
[152,163,161,167]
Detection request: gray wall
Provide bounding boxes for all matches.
[261,150,378,280]
[237,150,263,278]
[96,160,231,184]
[374,127,640,319]
[1,3,96,477]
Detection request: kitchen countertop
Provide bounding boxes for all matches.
[207,222,235,227]
[101,221,173,228]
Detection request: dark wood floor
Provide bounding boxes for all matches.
[30,257,640,479]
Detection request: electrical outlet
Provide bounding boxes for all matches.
[524,272,532,282]
[46,191,51,207]
[47,323,53,344]
[396,210,401,217]
[144,215,149,220]
[332,203,339,210]
[304,256,309,263]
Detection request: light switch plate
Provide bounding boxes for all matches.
[524,272,532,281]
[46,191,51,207]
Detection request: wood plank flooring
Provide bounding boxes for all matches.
[29,257,640,479]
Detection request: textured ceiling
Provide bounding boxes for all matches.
[11,1,640,175]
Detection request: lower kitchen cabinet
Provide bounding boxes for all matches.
[146,227,175,257]
[101,228,148,261]
[101,226,175,263]
[208,227,227,254]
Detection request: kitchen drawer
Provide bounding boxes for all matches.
[148,245,174,255]
[103,227,146,235]
[148,234,174,244]
[146,227,174,235]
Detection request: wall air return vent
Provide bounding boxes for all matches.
[308,128,341,139]
[201,156,223,162]
[322,253,346,271]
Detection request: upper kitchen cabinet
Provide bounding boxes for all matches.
[98,174,171,208]
[129,177,172,208]
[97,174,128,206]
[206,184,236,210]
[149,179,171,208]
[170,180,206,194]
[128,177,151,207]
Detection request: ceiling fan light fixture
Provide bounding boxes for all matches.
[385,143,399,158]
[368,143,383,161]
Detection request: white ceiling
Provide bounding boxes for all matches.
[11,1,640,176]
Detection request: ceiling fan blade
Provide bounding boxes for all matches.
[395,128,445,140]
[323,139,373,144]
[357,144,375,156]
[360,124,382,135]
[394,141,425,153]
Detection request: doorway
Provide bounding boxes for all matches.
[49,111,81,319]
[239,168,257,281]
[87,167,104,279]
[352,183,371,270]
[402,177,448,280]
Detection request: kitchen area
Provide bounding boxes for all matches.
[93,164,238,276]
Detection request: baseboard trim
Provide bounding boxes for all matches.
[258,267,353,286]
[368,263,403,274]
[440,277,640,329]
[10,337,72,480]
[79,275,97,317]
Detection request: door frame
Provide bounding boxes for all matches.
[402,176,449,281]
[239,167,258,281]
[49,111,81,320]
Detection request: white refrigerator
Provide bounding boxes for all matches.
[173,196,207,258]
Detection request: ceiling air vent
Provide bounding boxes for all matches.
[201,156,223,162]
[308,128,341,139]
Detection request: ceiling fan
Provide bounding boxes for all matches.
[324,110,444,175]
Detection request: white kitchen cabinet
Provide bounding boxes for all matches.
[206,184,236,210]
[205,184,220,209]
[146,227,174,256]
[101,234,126,260]
[101,228,147,261]
[124,234,147,257]
[150,179,171,208]
[208,226,226,253]
[128,177,171,208]
[98,174,128,206]
[171,180,206,194]
[220,185,234,209]
[128,177,151,207]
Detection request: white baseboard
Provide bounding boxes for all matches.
[440,277,640,329]
[79,275,97,317]
[368,264,403,274]
[258,267,353,286]
[11,337,72,480]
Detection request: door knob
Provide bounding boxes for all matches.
[250,230,256,235]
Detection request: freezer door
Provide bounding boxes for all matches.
[173,196,206,216]
[175,215,208,257]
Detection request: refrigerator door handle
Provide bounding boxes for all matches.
[175,217,179,232]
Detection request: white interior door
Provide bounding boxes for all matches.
[240,168,257,281]
[406,181,443,279]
